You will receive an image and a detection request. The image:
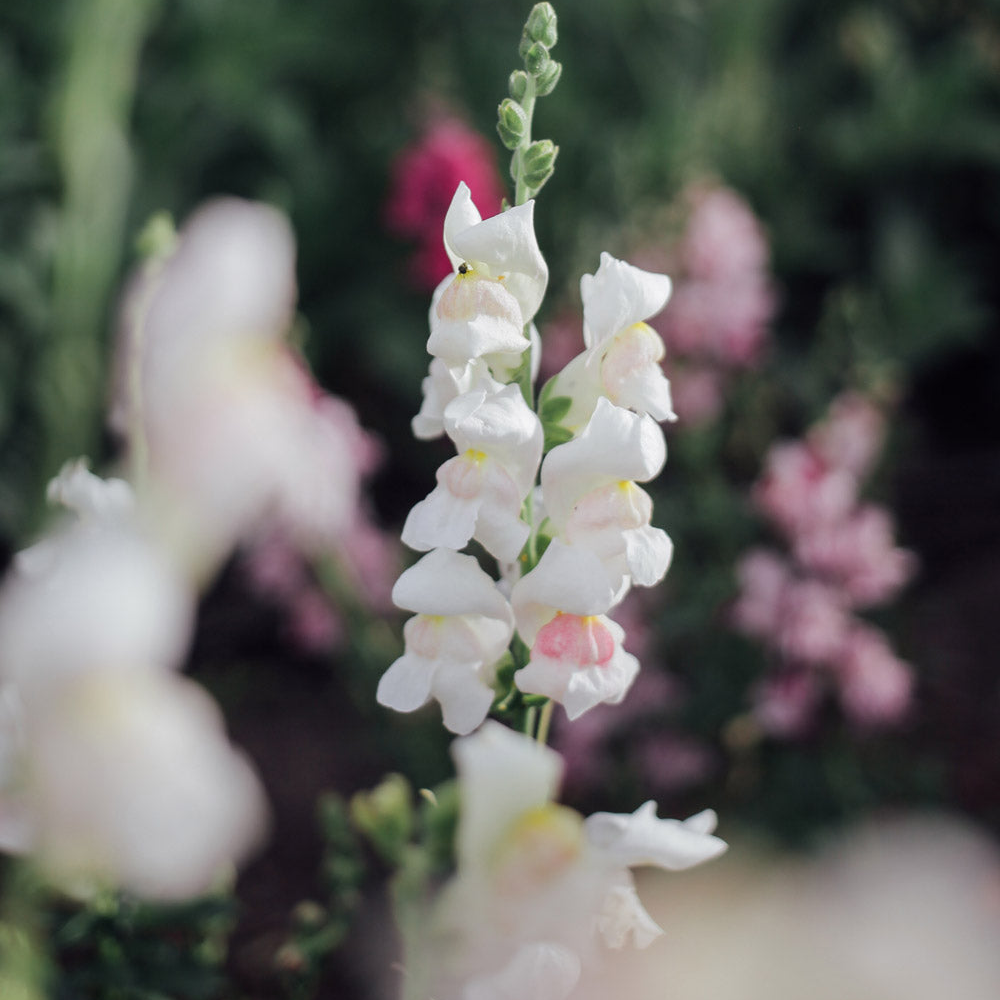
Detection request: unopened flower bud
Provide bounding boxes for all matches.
[509,69,529,102]
[522,139,558,189]
[526,3,558,48]
[534,59,562,97]
[523,41,551,77]
[497,98,528,150]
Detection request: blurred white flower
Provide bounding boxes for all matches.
[111,198,365,579]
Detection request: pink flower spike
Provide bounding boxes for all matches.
[835,624,914,729]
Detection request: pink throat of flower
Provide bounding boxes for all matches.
[534,613,615,667]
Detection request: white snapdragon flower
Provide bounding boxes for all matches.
[0,520,267,898]
[376,549,514,735]
[431,723,727,998]
[412,357,495,440]
[427,183,548,372]
[547,254,676,433]
[403,381,543,564]
[541,397,673,591]
[510,541,636,719]
[111,198,364,579]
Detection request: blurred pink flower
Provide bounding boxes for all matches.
[776,577,851,665]
[752,670,823,739]
[668,364,726,425]
[808,391,886,481]
[794,504,917,608]
[752,440,857,540]
[385,115,507,290]
[835,624,914,728]
[637,732,715,795]
[731,549,792,639]
[287,587,344,654]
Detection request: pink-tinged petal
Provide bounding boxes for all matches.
[452,721,563,873]
[442,182,484,271]
[600,324,677,421]
[510,541,619,645]
[516,614,640,721]
[391,549,514,624]
[463,942,581,1000]
[376,651,437,713]
[596,874,664,950]
[585,800,728,871]
[428,278,528,363]
[431,661,497,735]
[449,200,548,325]
[623,525,674,587]
[580,253,672,349]
[401,481,481,554]
[542,398,666,529]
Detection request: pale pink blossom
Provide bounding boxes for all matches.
[637,733,716,795]
[730,549,794,639]
[669,364,726,425]
[835,625,914,728]
[776,578,852,665]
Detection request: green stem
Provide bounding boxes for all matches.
[535,700,554,745]
[513,76,538,207]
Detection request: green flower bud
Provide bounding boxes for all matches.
[526,3,558,48]
[534,59,562,97]
[523,40,551,77]
[508,69,529,102]
[497,98,528,150]
[518,30,533,60]
[522,139,558,189]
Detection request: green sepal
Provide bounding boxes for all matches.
[522,139,559,190]
[543,422,574,451]
[534,59,562,97]
[497,98,528,150]
[509,69,529,102]
[523,40,551,77]
[525,3,558,48]
[349,773,414,867]
[539,392,572,424]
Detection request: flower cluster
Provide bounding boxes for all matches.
[0,199,374,898]
[377,182,681,735]
[731,391,918,734]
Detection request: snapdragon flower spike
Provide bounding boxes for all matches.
[427,182,547,372]
[376,549,514,735]
[403,380,543,563]
[542,396,673,591]
[548,253,676,434]
[511,540,637,719]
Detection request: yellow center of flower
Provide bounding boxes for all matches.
[492,803,585,895]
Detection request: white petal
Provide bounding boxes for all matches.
[585,800,728,871]
[475,488,532,564]
[463,942,581,1000]
[541,398,666,529]
[452,721,562,873]
[623,525,674,587]
[580,253,672,349]
[392,549,514,624]
[510,541,618,645]
[376,652,436,713]
[596,875,664,950]
[442,182,484,272]
[402,484,481,554]
[431,661,496,735]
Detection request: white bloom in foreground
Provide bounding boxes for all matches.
[412,357,496,440]
[377,549,514,734]
[111,198,364,579]
[547,254,675,432]
[463,942,581,1000]
[427,183,548,369]
[22,667,267,900]
[0,520,267,897]
[511,541,636,719]
[403,381,543,563]
[542,397,673,591]
[427,723,727,998]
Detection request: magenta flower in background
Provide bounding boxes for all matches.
[384,114,507,290]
